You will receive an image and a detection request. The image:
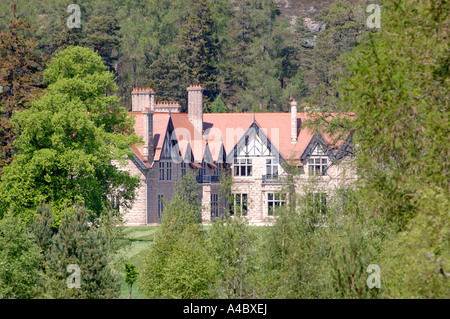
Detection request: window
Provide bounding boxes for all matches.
[211,194,219,219]
[213,164,221,177]
[309,193,327,214]
[231,193,248,216]
[158,194,164,218]
[268,193,286,216]
[308,157,328,176]
[166,161,172,180]
[266,158,279,177]
[159,161,172,180]
[233,158,252,177]
[181,162,187,177]
[201,162,207,176]
[159,162,165,180]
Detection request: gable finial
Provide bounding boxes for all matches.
[253,113,255,123]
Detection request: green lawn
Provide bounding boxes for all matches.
[112,225,270,299]
[112,226,157,299]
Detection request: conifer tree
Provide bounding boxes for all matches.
[82,3,121,73]
[177,0,219,110]
[44,206,121,299]
[0,5,44,177]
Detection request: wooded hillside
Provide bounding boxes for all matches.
[0,0,373,111]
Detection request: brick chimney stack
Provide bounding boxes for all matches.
[142,108,154,163]
[187,85,204,134]
[291,99,298,144]
[131,88,155,112]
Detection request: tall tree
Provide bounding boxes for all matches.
[307,0,449,298]
[0,5,44,177]
[177,0,219,110]
[307,0,372,105]
[82,3,121,73]
[0,46,140,223]
[44,206,121,299]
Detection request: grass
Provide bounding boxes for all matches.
[112,224,271,299]
[112,226,157,299]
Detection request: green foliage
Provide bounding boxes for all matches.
[178,0,219,110]
[0,0,309,110]
[0,7,45,177]
[305,0,449,298]
[0,215,42,299]
[330,221,380,299]
[43,205,121,299]
[139,172,215,298]
[381,188,450,298]
[162,230,216,298]
[211,93,226,113]
[124,262,138,299]
[208,214,255,298]
[256,193,330,298]
[0,46,140,224]
[318,0,448,228]
[27,204,58,272]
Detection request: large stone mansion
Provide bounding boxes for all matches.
[121,85,356,225]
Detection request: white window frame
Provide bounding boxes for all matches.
[231,193,248,216]
[266,158,279,177]
[308,157,328,176]
[267,193,286,216]
[233,158,252,177]
[309,193,327,214]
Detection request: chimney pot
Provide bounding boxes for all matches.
[291,99,298,144]
[131,87,155,112]
[187,84,204,134]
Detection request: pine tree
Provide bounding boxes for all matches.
[44,206,121,299]
[0,5,44,177]
[148,52,185,107]
[82,3,121,73]
[27,204,57,274]
[177,0,219,110]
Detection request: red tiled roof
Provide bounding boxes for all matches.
[129,111,351,164]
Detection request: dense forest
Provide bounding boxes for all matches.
[0,0,373,111]
[0,0,448,301]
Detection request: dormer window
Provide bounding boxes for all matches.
[308,157,328,176]
[307,144,328,176]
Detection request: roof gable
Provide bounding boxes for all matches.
[130,111,352,165]
[226,121,282,163]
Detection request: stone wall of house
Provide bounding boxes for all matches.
[118,159,148,225]
[121,154,357,226]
